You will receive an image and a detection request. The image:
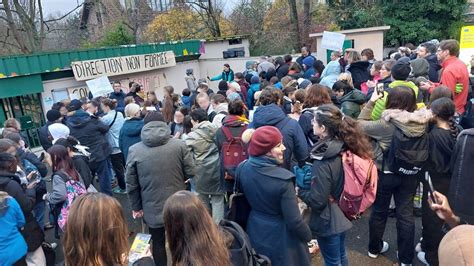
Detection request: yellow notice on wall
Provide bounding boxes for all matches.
[460,26,474,49]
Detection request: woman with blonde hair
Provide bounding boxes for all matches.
[163,190,230,266]
[2,118,21,138]
[119,103,144,161]
[64,193,153,265]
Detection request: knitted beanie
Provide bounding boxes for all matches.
[248,126,283,156]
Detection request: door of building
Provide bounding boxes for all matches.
[1,93,45,148]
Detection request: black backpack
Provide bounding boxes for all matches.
[219,219,271,266]
[384,127,429,176]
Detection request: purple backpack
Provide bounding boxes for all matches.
[57,177,86,230]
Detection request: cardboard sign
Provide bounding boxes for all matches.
[86,76,113,97]
[321,31,346,51]
[71,51,176,81]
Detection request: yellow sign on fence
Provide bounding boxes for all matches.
[460,26,474,49]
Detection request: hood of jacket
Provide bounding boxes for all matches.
[310,138,344,161]
[0,170,19,186]
[123,118,143,137]
[66,110,92,128]
[248,156,293,180]
[192,121,217,143]
[381,108,432,137]
[339,89,365,104]
[349,61,370,71]
[410,58,429,77]
[388,80,419,97]
[325,61,342,76]
[252,104,286,128]
[214,103,229,114]
[141,121,171,147]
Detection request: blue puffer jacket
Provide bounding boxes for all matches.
[252,104,309,169]
[119,118,144,162]
[247,83,260,110]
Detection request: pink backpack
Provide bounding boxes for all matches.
[338,150,378,220]
[57,178,87,230]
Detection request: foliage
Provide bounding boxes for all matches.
[145,7,233,42]
[97,22,136,47]
[328,0,468,46]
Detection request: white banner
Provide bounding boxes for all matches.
[321,31,346,51]
[71,51,176,81]
[86,76,114,97]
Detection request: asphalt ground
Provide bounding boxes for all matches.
[44,177,423,266]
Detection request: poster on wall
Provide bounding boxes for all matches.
[71,51,176,81]
[459,26,474,72]
[86,76,113,97]
[68,86,90,100]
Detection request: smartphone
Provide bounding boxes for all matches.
[425,172,437,204]
[376,83,385,96]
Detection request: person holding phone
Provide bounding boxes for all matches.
[417,97,460,265]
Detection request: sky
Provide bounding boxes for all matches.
[41,0,238,17]
[42,0,84,17]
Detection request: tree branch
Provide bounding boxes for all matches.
[43,2,84,23]
[1,0,29,53]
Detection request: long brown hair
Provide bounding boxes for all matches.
[164,191,230,266]
[64,193,129,266]
[314,104,373,159]
[162,96,175,123]
[304,84,332,108]
[48,145,79,181]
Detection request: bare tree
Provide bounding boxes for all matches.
[187,0,223,37]
[0,0,83,54]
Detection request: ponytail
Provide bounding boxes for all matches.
[448,117,460,140]
[314,104,373,159]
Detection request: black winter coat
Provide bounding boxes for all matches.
[276,63,290,80]
[66,110,111,163]
[38,121,53,151]
[425,54,441,82]
[347,61,371,90]
[449,128,474,224]
[299,139,352,237]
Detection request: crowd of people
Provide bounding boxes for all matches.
[1,38,474,266]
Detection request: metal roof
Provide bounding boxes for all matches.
[0,40,201,78]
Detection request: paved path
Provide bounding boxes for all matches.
[45,186,423,265]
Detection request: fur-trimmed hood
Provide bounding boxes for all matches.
[381,108,432,137]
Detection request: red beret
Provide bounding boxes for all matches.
[248,126,283,156]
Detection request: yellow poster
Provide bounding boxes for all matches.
[460,26,474,49]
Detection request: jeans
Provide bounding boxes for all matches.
[368,171,418,264]
[317,232,349,266]
[90,159,113,196]
[149,227,167,266]
[198,193,225,223]
[33,200,45,231]
[110,153,126,190]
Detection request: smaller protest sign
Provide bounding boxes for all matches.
[86,76,113,97]
[321,31,346,51]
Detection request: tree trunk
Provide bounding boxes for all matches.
[303,0,310,46]
[207,0,221,37]
[2,0,30,53]
[288,0,301,50]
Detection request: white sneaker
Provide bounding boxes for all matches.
[417,251,429,265]
[401,264,412,266]
[368,241,389,258]
[415,242,422,253]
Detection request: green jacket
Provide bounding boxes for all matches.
[339,89,365,119]
[370,80,422,121]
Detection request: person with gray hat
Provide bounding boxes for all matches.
[185,68,197,92]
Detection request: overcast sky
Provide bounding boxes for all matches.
[41,0,238,17]
[42,0,84,17]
